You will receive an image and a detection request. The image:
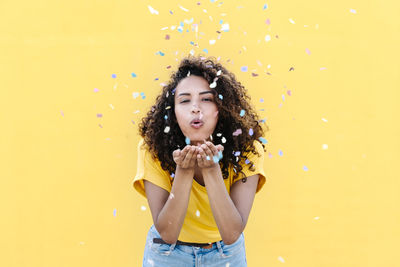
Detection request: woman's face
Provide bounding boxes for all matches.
[174,75,219,146]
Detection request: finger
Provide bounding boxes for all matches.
[207,141,218,156]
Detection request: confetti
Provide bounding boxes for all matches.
[289,18,295,24]
[209,39,216,45]
[322,118,328,122]
[350,9,357,14]
[218,94,223,100]
[206,155,211,161]
[221,23,230,32]
[169,193,175,200]
[245,159,250,164]
[263,4,268,10]
[217,70,222,76]
[234,151,241,156]
[287,90,292,96]
[111,74,116,78]
[233,129,242,136]
[240,66,248,72]
[221,137,226,143]
[260,98,264,102]
[132,92,139,99]
[196,210,200,217]
[265,34,271,42]
[96,113,102,118]
[303,166,308,171]
[217,133,222,137]
[305,48,311,55]
[259,137,267,144]
[279,150,283,156]
[165,34,170,40]
[322,144,328,150]
[249,128,254,136]
[213,155,220,163]
[94,88,99,92]
[141,205,146,211]
[179,5,189,12]
[185,137,191,145]
[164,126,170,133]
[148,5,159,15]
[164,115,168,120]
[210,81,217,88]
[278,256,285,263]
[113,208,117,217]
[240,110,245,116]
[109,104,114,110]
[266,18,271,25]
[131,72,137,77]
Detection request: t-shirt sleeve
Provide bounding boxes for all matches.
[232,139,267,193]
[132,138,172,198]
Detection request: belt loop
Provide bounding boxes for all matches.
[216,240,224,255]
[170,243,176,251]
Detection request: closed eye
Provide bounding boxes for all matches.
[180,98,213,103]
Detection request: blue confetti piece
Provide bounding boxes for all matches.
[278,150,283,156]
[240,110,245,117]
[111,74,117,78]
[259,137,267,144]
[203,48,209,53]
[185,137,191,145]
[249,128,254,136]
[234,151,241,156]
[213,155,220,163]
[155,78,159,80]
[282,94,285,101]
[245,159,250,164]
[140,92,145,96]
[141,95,146,99]
[219,19,223,24]
[218,94,223,100]
[190,41,194,45]
[263,4,268,10]
[178,28,183,33]
[156,51,165,56]
[172,88,176,94]
[164,115,168,119]
[210,0,216,2]
[186,29,189,32]
[169,10,173,14]
[303,166,308,171]
[171,172,175,178]
[260,98,264,102]
[180,22,184,27]
[131,72,137,78]
[241,66,248,72]
[113,208,117,216]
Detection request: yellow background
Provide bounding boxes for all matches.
[1,0,399,266]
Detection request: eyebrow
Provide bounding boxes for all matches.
[177,90,215,97]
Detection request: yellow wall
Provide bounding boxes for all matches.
[1,0,399,266]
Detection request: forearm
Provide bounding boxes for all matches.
[203,167,244,245]
[156,166,194,244]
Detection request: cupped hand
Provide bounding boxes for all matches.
[196,141,224,169]
[172,145,198,170]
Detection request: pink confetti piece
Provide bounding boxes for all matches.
[96,113,103,118]
[94,88,99,92]
[287,90,292,96]
[233,129,242,136]
[305,48,311,55]
[60,111,64,116]
[266,18,271,25]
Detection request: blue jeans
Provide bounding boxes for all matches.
[142,224,247,267]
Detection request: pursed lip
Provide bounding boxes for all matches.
[190,118,204,124]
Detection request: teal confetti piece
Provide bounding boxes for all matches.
[240,110,245,117]
[131,72,137,77]
[263,4,268,10]
[203,48,208,53]
[213,155,220,163]
[164,115,168,119]
[218,94,223,100]
[185,137,191,145]
[259,137,267,144]
[218,151,223,159]
[241,66,248,72]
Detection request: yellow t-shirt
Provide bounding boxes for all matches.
[132,138,266,243]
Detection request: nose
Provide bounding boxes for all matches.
[191,104,200,113]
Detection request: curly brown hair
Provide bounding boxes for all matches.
[138,54,269,182]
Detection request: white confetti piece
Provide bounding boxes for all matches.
[217,70,222,76]
[132,92,139,99]
[209,81,217,88]
[161,27,168,30]
[314,216,320,220]
[278,256,285,263]
[221,23,230,32]
[221,137,226,143]
[209,39,216,45]
[289,18,295,24]
[350,9,357,14]
[196,210,200,217]
[179,5,189,12]
[109,104,114,110]
[169,193,175,200]
[164,126,170,133]
[265,34,271,42]
[322,144,328,150]
[322,118,328,122]
[148,5,159,15]
[141,205,146,211]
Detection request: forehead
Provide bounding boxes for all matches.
[174,76,210,95]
